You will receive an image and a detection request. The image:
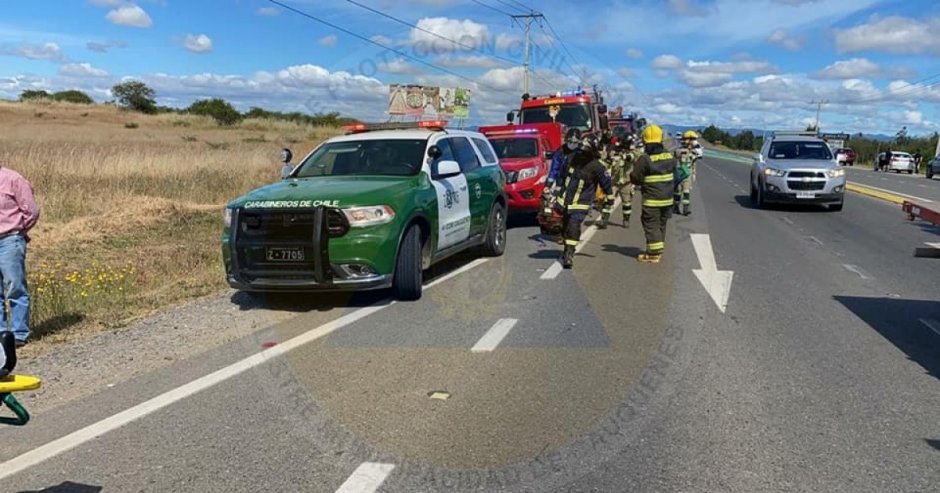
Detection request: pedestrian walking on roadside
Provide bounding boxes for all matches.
[0,163,40,348]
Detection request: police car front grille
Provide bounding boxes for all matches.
[238,209,348,239]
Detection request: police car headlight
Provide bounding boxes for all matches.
[827,168,845,178]
[343,206,396,227]
[223,208,232,228]
[763,168,786,177]
[518,165,540,181]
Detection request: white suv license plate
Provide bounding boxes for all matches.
[796,191,816,199]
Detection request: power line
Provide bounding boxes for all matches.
[541,18,591,84]
[493,0,528,13]
[504,0,536,12]
[267,0,517,96]
[469,0,517,18]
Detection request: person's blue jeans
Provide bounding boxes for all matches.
[0,235,29,342]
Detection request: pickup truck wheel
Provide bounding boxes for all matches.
[481,202,507,257]
[392,225,422,301]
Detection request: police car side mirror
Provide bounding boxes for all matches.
[754,153,764,164]
[433,160,461,180]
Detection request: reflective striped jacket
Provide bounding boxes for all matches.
[630,147,677,208]
[559,157,613,211]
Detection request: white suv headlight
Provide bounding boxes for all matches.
[343,205,396,227]
[828,169,845,178]
[763,168,786,177]
[518,165,540,181]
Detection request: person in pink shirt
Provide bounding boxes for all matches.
[0,165,40,347]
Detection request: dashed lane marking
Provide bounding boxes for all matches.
[926,242,940,249]
[842,264,874,280]
[336,463,396,493]
[471,318,519,353]
[0,257,492,481]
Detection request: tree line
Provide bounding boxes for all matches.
[699,124,939,164]
[18,81,357,128]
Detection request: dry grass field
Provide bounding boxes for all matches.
[0,100,341,344]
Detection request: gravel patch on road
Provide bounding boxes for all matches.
[11,290,298,415]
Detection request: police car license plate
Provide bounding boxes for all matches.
[796,191,816,199]
[266,247,304,262]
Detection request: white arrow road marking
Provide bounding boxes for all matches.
[690,233,734,313]
[336,463,395,493]
[925,242,940,249]
[919,318,940,337]
[471,318,518,352]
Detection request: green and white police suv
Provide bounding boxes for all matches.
[221,120,508,300]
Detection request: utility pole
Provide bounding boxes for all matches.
[511,12,544,95]
[809,99,829,132]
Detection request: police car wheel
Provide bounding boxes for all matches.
[481,202,507,257]
[392,225,423,301]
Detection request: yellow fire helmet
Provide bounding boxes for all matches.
[641,124,663,144]
[683,130,699,140]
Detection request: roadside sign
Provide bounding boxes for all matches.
[819,133,849,141]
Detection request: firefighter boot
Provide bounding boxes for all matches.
[597,212,609,229]
[683,204,691,216]
[562,245,575,269]
[637,252,662,264]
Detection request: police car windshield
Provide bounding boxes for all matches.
[489,138,538,159]
[768,141,834,160]
[521,104,592,131]
[294,139,425,177]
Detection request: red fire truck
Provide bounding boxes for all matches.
[478,122,566,213]
[505,87,609,139]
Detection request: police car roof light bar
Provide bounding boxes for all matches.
[343,120,449,134]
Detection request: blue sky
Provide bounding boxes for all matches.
[2,0,940,134]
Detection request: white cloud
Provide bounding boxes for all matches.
[105,5,153,28]
[1,42,66,62]
[835,16,940,56]
[182,34,213,54]
[409,17,490,53]
[904,111,923,125]
[319,35,337,47]
[434,55,500,69]
[378,58,420,74]
[257,6,279,16]
[625,48,644,59]
[652,54,683,69]
[814,58,882,80]
[86,40,127,53]
[767,28,805,51]
[59,63,110,78]
[680,71,733,87]
[655,103,683,114]
[617,67,635,79]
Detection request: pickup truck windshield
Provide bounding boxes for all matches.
[521,104,592,131]
[768,141,834,160]
[490,138,539,159]
[293,139,426,177]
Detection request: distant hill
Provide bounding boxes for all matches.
[662,123,898,142]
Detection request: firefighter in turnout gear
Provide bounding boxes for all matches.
[631,124,677,263]
[600,136,640,228]
[673,130,700,216]
[558,134,614,268]
[594,143,615,229]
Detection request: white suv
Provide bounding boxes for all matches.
[750,132,846,211]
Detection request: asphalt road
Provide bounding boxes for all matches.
[845,166,940,204]
[3,155,939,492]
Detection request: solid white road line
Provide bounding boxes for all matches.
[925,242,940,249]
[0,259,491,482]
[842,264,873,280]
[919,319,940,337]
[782,217,795,225]
[807,236,823,246]
[336,462,396,493]
[471,318,519,353]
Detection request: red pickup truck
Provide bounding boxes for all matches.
[478,123,563,213]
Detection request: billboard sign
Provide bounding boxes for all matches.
[388,85,470,118]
